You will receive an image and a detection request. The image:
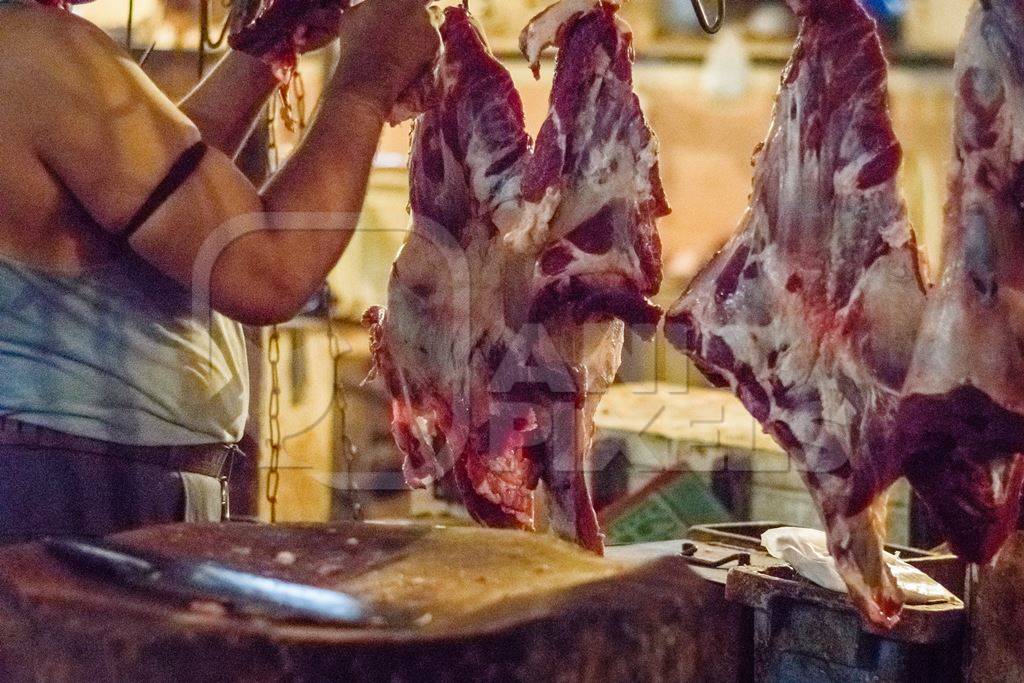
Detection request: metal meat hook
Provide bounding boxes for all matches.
[690,0,724,34]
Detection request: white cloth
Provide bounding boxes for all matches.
[0,253,248,446]
[761,527,957,605]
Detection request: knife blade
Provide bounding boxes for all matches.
[44,536,373,626]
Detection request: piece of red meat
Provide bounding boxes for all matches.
[895,0,1024,565]
[228,0,351,82]
[36,0,83,9]
[516,1,667,332]
[664,0,928,627]
[365,6,537,531]
[511,0,668,548]
[366,1,666,553]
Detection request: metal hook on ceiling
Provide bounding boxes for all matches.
[690,0,724,34]
[125,0,133,49]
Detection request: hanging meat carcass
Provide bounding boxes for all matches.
[664,0,928,627]
[366,0,667,553]
[895,0,1024,565]
[366,5,538,535]
[511,0,668,547]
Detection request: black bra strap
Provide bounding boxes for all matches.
[121,141,208,240]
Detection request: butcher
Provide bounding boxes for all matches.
[0,0,438,542]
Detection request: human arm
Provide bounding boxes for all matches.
[131,88,387,325]
[32,0,438,325]
[177,50,279,157]
[177,1,345,157]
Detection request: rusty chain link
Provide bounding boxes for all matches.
[197,0,232,78]
[267,95,280,170]
[266,325,283,522]
[263,77,310,523]
[294,70,307,130]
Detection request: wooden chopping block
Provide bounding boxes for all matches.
[0,522,742,682]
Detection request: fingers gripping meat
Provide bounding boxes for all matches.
[665,0,928,627]
[896,0,1024,564]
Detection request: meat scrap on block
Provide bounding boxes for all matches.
[665,0,927,628]
[895,0,1024,565]
[365,1,667,554]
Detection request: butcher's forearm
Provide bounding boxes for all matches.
[262,92,383,289]
[262,90,383,219]
[179,51,279,156]
[208,92,384,324]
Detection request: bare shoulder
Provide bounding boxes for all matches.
[0,4,119,72]
[0,6,188,127]
[0,4,199,231]
[0,8,108,115]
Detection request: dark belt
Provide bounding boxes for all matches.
[0,416,233,479]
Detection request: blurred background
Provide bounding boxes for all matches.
[79,0,974,547]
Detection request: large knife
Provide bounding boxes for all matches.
[44,536,373,626]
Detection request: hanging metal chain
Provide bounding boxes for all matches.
[267,95,281,170]
[262,73,310,522]
[197,0,233,78]
[278,68,307,132]
[325,313,363,521]
[294,70,307,130]
[201,0,233,49]
[264,98,281,522]
[266,325,283,522]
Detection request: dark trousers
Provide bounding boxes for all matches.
[0,418,231,545]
